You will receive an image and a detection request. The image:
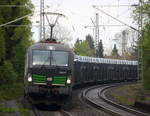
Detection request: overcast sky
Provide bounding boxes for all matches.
[31,0,139,54]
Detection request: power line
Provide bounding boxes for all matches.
[0,14,32,28]
[93,4,138,7]
[93,5,139,32]
[0,5,28,7]
[2,25,32,27]
[2,24,67,27]
[0,5,49,7]
[0,7,49,28]
[84,24,127,28]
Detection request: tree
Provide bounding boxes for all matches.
[0,0,33,84]
[74,38,81,54]
[133,0,150,89]
[0,28,5,63]
[74,39,94,56]
[96,40,104,58]
[111,44,119,58]
[85,34,95,49]
[76,38,80,45]
[85,34,95,56]
[143,23,150,89]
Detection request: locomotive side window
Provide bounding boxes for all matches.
[51,51,68,66]
[32,50,50,65]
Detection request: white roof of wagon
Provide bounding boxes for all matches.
[74,55,137,65]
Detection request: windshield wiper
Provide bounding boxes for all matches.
[40,56,50,69]
[51,54,57,66]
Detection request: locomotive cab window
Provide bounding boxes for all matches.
[51,51,68,66]
[32,50,50,65]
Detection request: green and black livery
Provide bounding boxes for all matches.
[24,42,74,107]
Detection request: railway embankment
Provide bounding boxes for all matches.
[0,99,33,116]
[0,83,33,116]
[105,83,150,114]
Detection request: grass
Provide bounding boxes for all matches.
[0,83,24,101]
[112,94,134,105]
[0,104,30,116]
[0,105,28,113]
[0,83,32,116]
[111,83,150,106]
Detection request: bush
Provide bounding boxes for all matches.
[0,60,17,85]
[143,68,150,90]
[0,83,23,100]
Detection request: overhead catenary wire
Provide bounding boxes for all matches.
[92,4,138,7]
[84,6,132,32]
[0,5,29,7]
[0,5,50,7]
[0,14,32,28]
[84,24,127,28]
[1,24,67,27]
[0,7,50,28]
[93,5,139,32]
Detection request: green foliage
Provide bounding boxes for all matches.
[85,34,95,49]
[11,27,32,78]
[0,105,29,114]
[111,83,150,105]
[96,40,104,58]
[132,0,150,24]
[0,0,33,85]
[0,83,23,100]
[0,61,17,85]
[0,28,5,62]
[74,39,95,56]
[111,44,119,57]
[143,22,150,89]
[133,0,150,89]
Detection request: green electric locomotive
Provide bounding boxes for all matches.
[24,40,74,108]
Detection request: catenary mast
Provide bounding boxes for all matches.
[40,0,45,41]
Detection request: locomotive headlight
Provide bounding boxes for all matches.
[28,77,32,82]
[28,74,32,82]
[67,78,71,84]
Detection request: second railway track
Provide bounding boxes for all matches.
[82,83,149,116]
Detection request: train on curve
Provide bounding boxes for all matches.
[74,55,138,85]
[24,40,138,109]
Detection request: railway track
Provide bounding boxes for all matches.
[32,103,73,116]
[32,107,73,116]
[82,83,149,116]
[23,96,73,116]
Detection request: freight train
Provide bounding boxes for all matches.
[74,55,138,85]
[24,40,138,109]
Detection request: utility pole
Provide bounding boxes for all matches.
[95,13,100,57]
[84,13,100,57]
[40,0,45,41]
[121,30,128,58]
[93,5,139,32]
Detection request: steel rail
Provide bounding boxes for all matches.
[98,85,149,116]
[60,109,73,116]
[23,96,73,116]
[82,83,149,116]
[82,84,121,116]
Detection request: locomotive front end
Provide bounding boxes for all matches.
[24,43,74,104]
